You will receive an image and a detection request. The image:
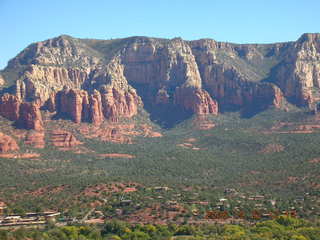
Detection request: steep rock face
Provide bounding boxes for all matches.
[8,35,101,103]
[242,83,284,113]
[119,37,217,117]
[0,94,44,130]
[174,87,218,115]
[16,65,92,103]
[189,39,287,110]
[17,101,43,131]
[0,75,4,86]
[55,86,140,123]
[100,86,140,121]
[271,33,320,106]
[0,94,20,121]
[89,90,104,125]
[55,88,89,123]
[122,37,202,89]
[1,33,320,130]
[0,132,19,153]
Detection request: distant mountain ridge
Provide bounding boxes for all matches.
[0,33,320,130]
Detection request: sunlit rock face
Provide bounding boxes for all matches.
[1,33,320,129]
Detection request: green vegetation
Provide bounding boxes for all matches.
[0,108,319,220]
[0,216,319,240]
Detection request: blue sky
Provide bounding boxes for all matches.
[0,0,319,69]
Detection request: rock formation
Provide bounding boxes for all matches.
[174,87,218,115]
[17,101,43,131]
[51,130,82,148]
[0,132,19,153]
[25,131,45,148]
[0,94,20,121]
[0,33,320,129]
[0,75,4,86]
[0,94,43,130]
[89,90,104,125]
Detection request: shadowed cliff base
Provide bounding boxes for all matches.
[130,82,193,128]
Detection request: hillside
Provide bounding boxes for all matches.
[0,34,319,218]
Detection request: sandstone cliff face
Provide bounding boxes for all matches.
[89,90,104,125]
[119,37,216,117]
[0,75,4,86]
[0,94,43,130]
[271,33,320,106]
[17,101,43,131]
[122,37,202,89]
[174,87,218,115]
[189,39,287,111]
[9,35,101,103]
[1,33,320,130]
[0,94,20,121]
[54,86,140,124]
[0,132,19,153]
[16,65,92,103]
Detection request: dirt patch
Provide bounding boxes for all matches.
[98,153,135,159]
[259,144,284,153]
[192,116,215,130]
[83,183,141,197]
[177,142,202,151]
[297,124,320,131]
[309,158,320,163]
[80,123,162,144]
[0,153,40,159]
[186,138,197,143]
[263,122,320,134]
[80,124,133,144]
[84,218,105,224]
[140,124,163,137]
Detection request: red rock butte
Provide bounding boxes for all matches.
[0,33,320,130]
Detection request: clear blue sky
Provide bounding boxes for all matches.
[0,0,319,69]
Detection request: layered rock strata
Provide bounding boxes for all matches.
[0,33,319,130]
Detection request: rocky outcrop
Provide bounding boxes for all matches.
[9,35,101,103]
[0,132,19,153]
[100,86,140,121]
[16,65,92,103]
[0,75,4,86]
[270,33,320,106]
[174,87,218,115]
[51,130,82,148]
[17,101,43,131]
[55,88,88,123]
[1,33,320,130]
[25,131,45,149]
[0,94,20,121]
[55,86,140,123]
[0,94,43,130]
[89,90,104,125]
